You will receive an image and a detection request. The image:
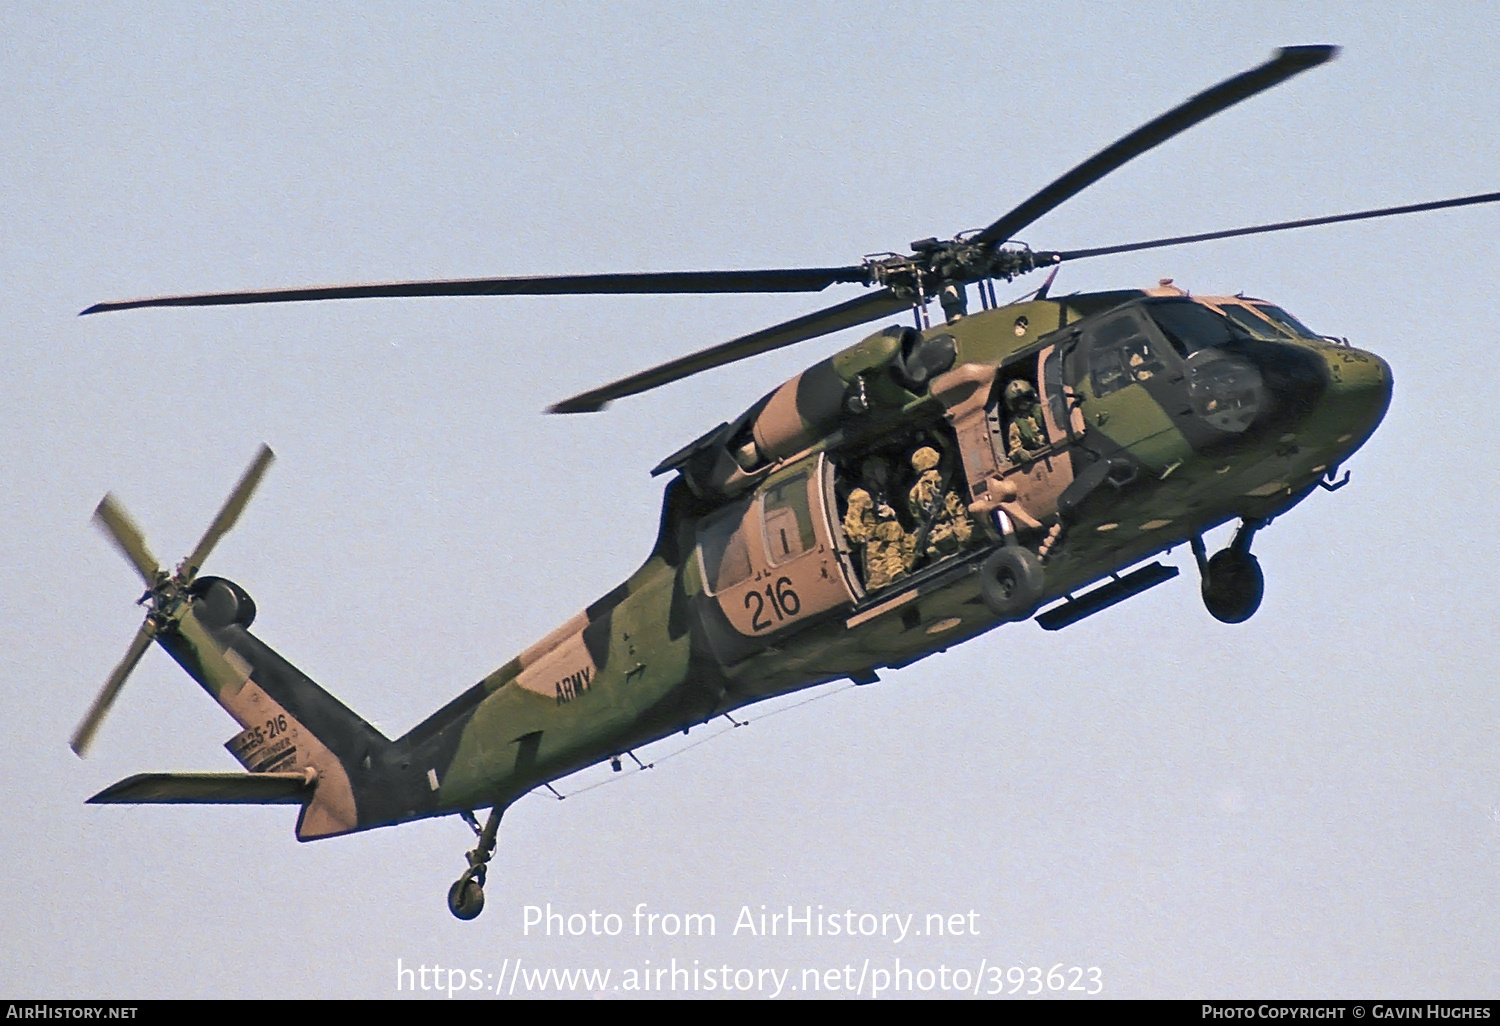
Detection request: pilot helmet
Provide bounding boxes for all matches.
[1004,379,1037,411]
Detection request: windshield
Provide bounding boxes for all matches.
[1220,304,1292,339]
[1252,304,1317,337]
[1143,298,1250,355]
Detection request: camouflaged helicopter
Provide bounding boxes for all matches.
[73,45,1500,920]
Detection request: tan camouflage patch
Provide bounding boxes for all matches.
[514,628,598,706]
[216,674,357,840]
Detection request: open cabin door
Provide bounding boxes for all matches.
[936,346,1079,532]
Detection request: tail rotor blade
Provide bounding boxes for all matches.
[71,619,157,757]
[94,495,162,586]
[174,608,251,698]
[182,445,275,582]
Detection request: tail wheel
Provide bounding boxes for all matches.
[980,547,1045,621]
[1202,550,1264,623]
[448,873,485,921]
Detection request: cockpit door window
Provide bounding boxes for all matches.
[1088,310,1168,397]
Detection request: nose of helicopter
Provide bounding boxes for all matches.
[1317,343,1393,456]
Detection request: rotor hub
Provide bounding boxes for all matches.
[864,241,1052,303]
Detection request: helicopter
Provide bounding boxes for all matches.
[70,44,1500,922]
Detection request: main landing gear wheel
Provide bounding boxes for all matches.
[1192,520,1266,624]
[447,806,503,921]
[980,546,1045,621]
[448,872,485,921]
[1202,549,1264,623]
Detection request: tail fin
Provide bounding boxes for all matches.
[156,576,405,839]
[92,574,490,840]
[80,447,474,839]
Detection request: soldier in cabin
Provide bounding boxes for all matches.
[908,445,972,561]
[1004,379,1049,463]
[843,458,916,591]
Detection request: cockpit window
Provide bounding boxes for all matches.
[1253,304,1316,337]
[1144,298,1249,355]
[1221,304,1291,339]
[1088,312,1167,397]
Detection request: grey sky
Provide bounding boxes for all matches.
[3,1,1497,998]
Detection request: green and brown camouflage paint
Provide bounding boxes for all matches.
[98,286,1392,842]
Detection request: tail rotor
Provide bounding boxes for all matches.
[70,444,275,757]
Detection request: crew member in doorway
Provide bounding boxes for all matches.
[1005,380,1049,463]
[844,458,916,590]
[908,446,972,561]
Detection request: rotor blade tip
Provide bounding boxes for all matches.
[546,398,608,415]
[1276,44,1339,67]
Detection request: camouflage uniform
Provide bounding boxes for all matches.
[1005,380,1048,462]
[844,487,915,590]
[907,446,972,560]
[843,487,876,544]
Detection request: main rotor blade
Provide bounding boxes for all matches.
[182,444,275,583]
[549,288,910,413]
[80,267,871,316]
[71,618,157,757]
[1042,190,1500,263]
[94,494,162,586]
[974,45,1337,248]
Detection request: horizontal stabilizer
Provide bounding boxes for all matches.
[88,769,316,805]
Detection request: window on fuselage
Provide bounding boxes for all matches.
[1042,348,1071,433]
[762,472,815,567]
[1221,304,1292,339]
[1090,311,1169,397]
[1253,304,1317,338]
[1143,298,1250,355]
[696,500,754,594]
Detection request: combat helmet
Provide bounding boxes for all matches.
[1004,379,1038,411]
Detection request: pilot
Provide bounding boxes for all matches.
[1005,380,1048,462]
[908,446,972,560]
[1127,345,1155,381]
